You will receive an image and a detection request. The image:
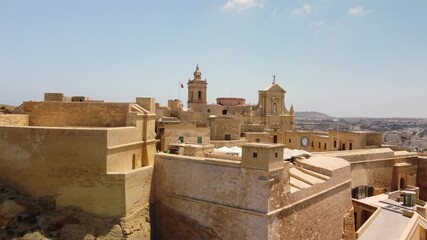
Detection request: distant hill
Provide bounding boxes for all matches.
[295,111,332,119]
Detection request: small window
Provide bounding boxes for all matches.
[197,136,202,144]
[334,140,337,148]
[289,139,292,143]
[132,154,136,169]
[198,90,202,100]
[349,143,353,150]
[207,109,210,113]
[275,152,278,158]
[253,152,258,158]
[324,143,327,150]
[225,134,231,140]
[222,109,228,115]
[311,141,314,147]
[179,136,184,143]
[256,138,260,142]
[318,142,321,148]
[273,135,278,143]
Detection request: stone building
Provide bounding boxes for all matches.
[157,65,382,153]
[284,130,383,152]
[157,65,295,149]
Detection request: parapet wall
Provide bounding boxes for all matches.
[153,153,271,213]
[268,155,353,240]
[22,101,132,127]
[317,149,419,190]
[0,114,29,126]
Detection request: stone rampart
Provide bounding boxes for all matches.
[0,114,29,126]
[0,125,152,217]
[22,101,132,127]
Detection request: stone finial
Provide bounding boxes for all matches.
[194,64,202,80]
[290,104,294,113]
[273,75,276,84]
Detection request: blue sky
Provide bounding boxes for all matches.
[0,0,426,118]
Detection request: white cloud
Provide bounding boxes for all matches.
[222,0,265,12]
[313,20,325,27]
[291,4,311,16]
[348,6,369,17]
[271,7,278,16]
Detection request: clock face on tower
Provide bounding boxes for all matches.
[300,136,309,147]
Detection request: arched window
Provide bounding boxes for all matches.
[198,91,202,100]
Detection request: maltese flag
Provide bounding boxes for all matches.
[180,82,184,89]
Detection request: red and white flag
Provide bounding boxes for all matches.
[180,82,184,89]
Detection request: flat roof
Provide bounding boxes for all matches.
[358,209,411,240]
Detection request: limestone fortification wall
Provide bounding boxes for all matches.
[318,149,418,190]
[153,154,271,213]
[269,183,352,240]
[0,125,152,217]
[151,153,353,239]
[151,154,273,239]
[0,114,29,126]
[22,101,132,127]
[350,156,418,190]
[269,156,353,240]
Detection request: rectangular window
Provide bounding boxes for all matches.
[253,152,258,158]
[311,141,314,147]
[349,143,353,150]
[318,142,321,148]
[334,140,337,148]
[289,139,292,143]
[197,136,202,144]
[273,135,278,143]
[324,143,327,150]
[225,134,231,140]
[256,138,260,142]
[275,152,278,158]
[179,136,184,143]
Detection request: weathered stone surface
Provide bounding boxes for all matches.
[0,184,149,240]
[0,199,26,226]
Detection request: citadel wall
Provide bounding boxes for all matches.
[0,114,29,126]
[151,145,353,240]
[318,148,419,191]
[21,101,132,127]
[0,125,153,217]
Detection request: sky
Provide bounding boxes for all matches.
[0,0,426,118]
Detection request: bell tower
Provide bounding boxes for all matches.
[187,65,208,111]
